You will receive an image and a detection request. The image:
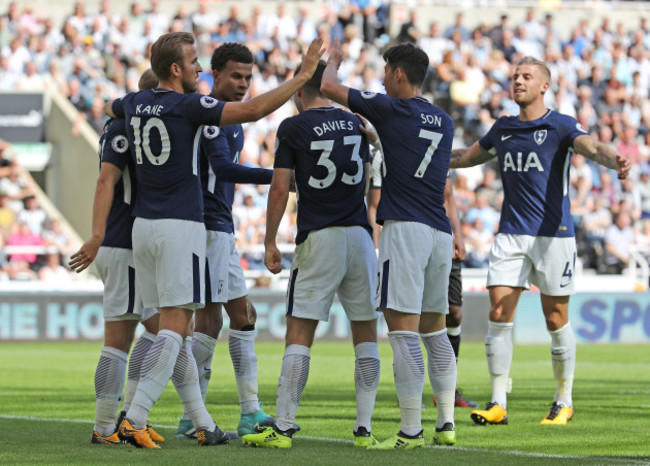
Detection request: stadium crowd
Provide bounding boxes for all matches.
[0,139,75,281]
[1,0,649,278]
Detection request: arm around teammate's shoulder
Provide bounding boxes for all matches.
[573,134,631,180]
[450,140,496,168]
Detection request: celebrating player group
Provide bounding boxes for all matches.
[69,30,630,451]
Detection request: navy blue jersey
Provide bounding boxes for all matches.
[479,110,587,237]
[99,118,135,249]
[200,124,272,232]
[348,90,452,234]
[275,107,371,244]
[112,90,226,222]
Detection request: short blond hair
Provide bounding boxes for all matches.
[518,56,551,81]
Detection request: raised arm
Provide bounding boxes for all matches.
[573,134,631,180]
[264,168,292,274]
[320,40,350,108]
[449,140,496,169]
[68,162,122,273]
[444,176,466,261]
[220,39,324,125]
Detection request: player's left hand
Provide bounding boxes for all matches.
[355,113,378,144]
[299,38,325,79]
[616,154,631,180]
[68,239,101,273]
[264,244,283,274]
[453,235,466,261]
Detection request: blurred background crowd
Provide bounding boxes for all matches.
[1,0,649,280]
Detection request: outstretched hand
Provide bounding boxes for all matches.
[298,38,325,79]
[327,40,343,70]
[616,154,631,180]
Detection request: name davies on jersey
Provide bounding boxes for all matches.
[136,104,163,115]
[503,151,544,172]
[312,119,355,136]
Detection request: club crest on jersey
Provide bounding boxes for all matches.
[534,130,547,145]
[200,96,218,108]
[361,91,377,99]
[576,123,588,133]
[111,135,129,153]
[203,126,220,139]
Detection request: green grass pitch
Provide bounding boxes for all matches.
[0,341,648,465]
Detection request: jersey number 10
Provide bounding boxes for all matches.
[130,116,171,166]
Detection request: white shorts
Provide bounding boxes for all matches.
[95,246,142,321]
[487,233,577,296]
[287,226,378,322]
[377,221,452,314]
[205,230,248,304]
[132,218,206,310]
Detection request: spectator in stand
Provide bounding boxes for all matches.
[17,195,47,235]
[42,218,75,257]
[0,164,31,213]
[466,191,500,234]
[0,193,16,237]
[7,220,43,267]
[603,210,635,274]
[38,252,73,282]
[463,217,493,268]
[637,169,650,219]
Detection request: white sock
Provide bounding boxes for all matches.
[173,338,215,432]
[549,322,576,407]
[94,347,128,436]
[485,321,514,409]
[191,333,217,404]
[276,344,310,431]
[421,329,457,429]
[388,331,424,436]
[127,329,182,429]
[123,331,155,414]
[229,329,260,414]
[353,342,380,433]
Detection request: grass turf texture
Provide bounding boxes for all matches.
[0,342,648,465]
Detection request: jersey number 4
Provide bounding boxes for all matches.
[130,116,171,165]
[308,136,363,189]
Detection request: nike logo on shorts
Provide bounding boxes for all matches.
[501,135,512,141]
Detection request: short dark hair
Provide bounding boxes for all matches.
[138,68,158,91]
[294,59,327,97]
[382,43,429,87]
[150,32,194,81]
[210,42,254,71]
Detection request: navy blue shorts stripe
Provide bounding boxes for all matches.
[127,266,135,314]
[192,253,201,303]
[287,268,299,316]
[204,257,212,304]
[379,259,389,309]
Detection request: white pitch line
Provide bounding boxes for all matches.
[1,414,647,464]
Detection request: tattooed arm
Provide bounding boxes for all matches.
[573,134,631,180]
[449,141,496,168]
